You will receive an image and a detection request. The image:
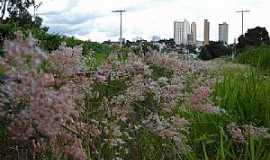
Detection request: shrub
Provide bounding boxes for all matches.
[149,64,174,80]
[0,33,87,159]
[199,41,232,60]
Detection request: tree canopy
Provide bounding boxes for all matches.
[237,26,270,48]
[199,41,232,60]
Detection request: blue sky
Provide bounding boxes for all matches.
[36,0,270,43]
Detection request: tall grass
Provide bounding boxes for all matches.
[213,68,270,128]
[237,46,270,73]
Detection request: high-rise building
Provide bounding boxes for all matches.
[191,22,197,44]
[174,20,191,45]
[219,22,229,44]
[204,19,210,45]
[187,34,193,45]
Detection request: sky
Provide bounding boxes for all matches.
[35,0,270,43]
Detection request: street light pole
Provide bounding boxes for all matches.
[112,10,126,48]
[236,10,250,35]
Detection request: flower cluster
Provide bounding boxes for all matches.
[0,33,86,160]
[188,86,223,114]
[86,50,202,158]
[95,53,151,84]
[49,42,84,78]
[227,123,270,144]
[143,114,189,149]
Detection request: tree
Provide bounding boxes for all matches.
[237,27,270,48]
[199,41,232,60]
[0,0,8,22]
[0,0,40,26]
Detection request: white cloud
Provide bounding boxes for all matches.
[37,0,270,43]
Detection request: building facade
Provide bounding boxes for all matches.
[174,20,191,45]
[204,19,210,45]
[191,22,197,45]
[219,22,229,44]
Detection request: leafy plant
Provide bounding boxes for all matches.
[149,64,174,80]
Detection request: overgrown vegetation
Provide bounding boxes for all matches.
[1,1,270,159]
[149,64,174,80]
[213,68,270,128]
[237,46,270,73]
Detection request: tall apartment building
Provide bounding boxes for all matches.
[191,22,197,45]
[219,22,229,44]
[204,19,210,45]
[174,20,191,45]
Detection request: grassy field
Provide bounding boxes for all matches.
[237,46,270,73]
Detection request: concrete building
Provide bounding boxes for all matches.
[187,34,193,45]
[191,22,197,45]
[219,22,229,44]
[204,19,210,45]
[174,20,191,45]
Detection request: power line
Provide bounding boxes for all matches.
[112,10,126,48]
[236,10,250,35]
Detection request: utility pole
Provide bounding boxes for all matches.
[112,10,126,48]
[236,10,250,35]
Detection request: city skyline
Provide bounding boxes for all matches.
[36,0,270,43]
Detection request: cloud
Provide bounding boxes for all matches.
[37,0,270,43]
[45,13,102,25]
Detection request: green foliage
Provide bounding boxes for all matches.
[149,64,174,80]
[237,27,270,49]
[175,107,231,159]
[0,23,16,49]
[176,101,270,159]
[131,128,180,160]
[93,79,127,98]
[133,92,160,121]
[83,42,112,66]
[199,41,233,60]
[35,31,63,52]
[213,68,270,128]
[237,46,270,73]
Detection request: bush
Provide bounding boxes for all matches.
[199,41,232,60]
[149,64,174,80]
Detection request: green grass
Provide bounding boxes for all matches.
[131,128,181,160]
[237,46,270,73]
[95,53,109,65]
[175,106,232,159]
[213,68,270,128]
[173,63,270,160]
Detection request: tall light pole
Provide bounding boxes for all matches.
[112,10,126,48]
[236,10,250,35]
